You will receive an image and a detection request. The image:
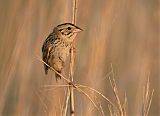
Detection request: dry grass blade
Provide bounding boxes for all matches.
[101,64,114,81]
[75,87,102,115]
[72,0,77,24]
[109,76,124,116]
[62,87,71,116]
[109,64,125,116]
[44,85,71,87]
[43,85,72,91]
[142,77,154,116]
[77,84,116,109]
[146,90,154,116]
[108,105,113,116]
[123,93,128,116]
[94,97,105,116]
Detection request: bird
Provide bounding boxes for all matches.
[42,23,82,81]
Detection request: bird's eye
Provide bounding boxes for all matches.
[67,27,71,30]
[59,29,63,32]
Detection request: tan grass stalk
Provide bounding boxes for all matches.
[95,97,105,116]
[123,93,128,116]
[76,84,116,108]
[63,87,71,116]
[75,87,102,114]
[108,105,113,116]
[109,76,124,116]
[109,64,126,116]
[142,77,154,116]
[69,0,77,115]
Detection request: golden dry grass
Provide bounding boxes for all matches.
[0,0,159,115]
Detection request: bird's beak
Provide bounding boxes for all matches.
[73,27,83,33]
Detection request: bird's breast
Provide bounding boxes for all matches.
[54,42,71,62]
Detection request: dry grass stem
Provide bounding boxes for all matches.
[43,85,71,91]
[75,88,102,115]
[101,64,114,81]
[77,84,116,108]
[123,93,128,116]
[108,105,113,116]
[62,87,71,116]
[69,49,75,116]
[95,97,105,116]
[142,77,154,116]
[69,0,78,115]
[109,64,126,116]
[72,0,77,24]
[44,85,71,87]
[109,76,124,116]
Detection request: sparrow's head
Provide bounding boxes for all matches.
[55,23,82,42]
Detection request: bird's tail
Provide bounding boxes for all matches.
[44,64,48,75]
[55,71,61,81]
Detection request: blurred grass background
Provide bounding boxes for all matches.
[0,0,159,115]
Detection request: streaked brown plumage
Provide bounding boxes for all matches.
[42,23,82,81]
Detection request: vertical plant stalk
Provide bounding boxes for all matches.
[72,0,77,24]
[69,0,77,116]
[63,87,70,116]
[69,48,75,116]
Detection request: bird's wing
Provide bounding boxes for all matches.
[42,33,55,74]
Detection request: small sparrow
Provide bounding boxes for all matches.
[42,23,82,81]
